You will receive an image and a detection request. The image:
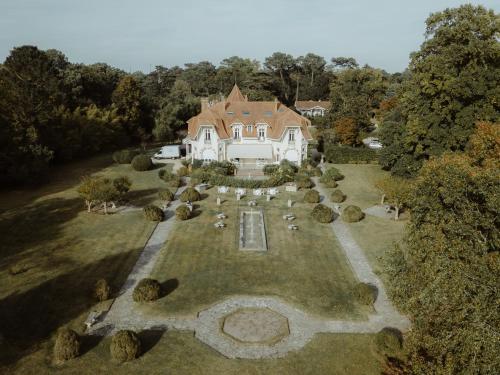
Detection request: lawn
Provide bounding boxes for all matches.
[0,153,174,368]
[146,188,367,320]
[9,331,384,375]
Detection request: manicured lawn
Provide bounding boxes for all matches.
[0,153,173,367]
[146,188,367,320]
[9,331,383,375]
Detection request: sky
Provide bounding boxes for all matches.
[0,0,498,73]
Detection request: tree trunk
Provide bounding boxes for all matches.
[103,202,108,215]
[86,200,92,213]
[380,194,385,205]
[311,70,314,86]
[295,79,299,103]
[395,205,400,221]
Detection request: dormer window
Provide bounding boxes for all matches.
[242,111,250,116]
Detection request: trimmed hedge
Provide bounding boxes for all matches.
[311,204,334,223]
[133,278,161,302]
[110,330,141,362]
[158,169,182,187]
[295,174,314,189]
[176,166,189,177]
[131,155,153,171]
[354,282,377,305]
[158,189,174,202]
[320,167,344,188]
[143,205,164,221]
[325,145,378,164]
[113,149,139,164]
[54,328,80,363]
[94,279,111,302]
[375,328,402,355]
[179,187,201,202]
[304,189,320,203]
[331,189,346,203]
[342,205,365,222]
[176,205,191,220]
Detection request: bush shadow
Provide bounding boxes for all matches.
[160,278,179,298]
[138,329,164,356]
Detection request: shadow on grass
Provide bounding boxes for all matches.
[126,188,160,207]
[80,334,105,356]
[161,278,179,298]
[0,249,141,366]
[138,329,164,356]
[0,196,82,261]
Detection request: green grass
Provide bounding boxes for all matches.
[146,188,367,320]
[0,153,174,367]
[9,331,384,375]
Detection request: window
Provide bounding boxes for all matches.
[242,111,250,116]
[204,128,211,141]
[233,127,240,140]
[246,125,252,133]
[289,129,295,142]
[226,111,234,115]
[258,128,265,139]
[264,111,273,117]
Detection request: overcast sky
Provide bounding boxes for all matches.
[0,0,498,73]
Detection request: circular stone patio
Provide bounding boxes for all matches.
[222,308,289,344]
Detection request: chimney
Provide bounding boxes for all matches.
[201,98,209,111]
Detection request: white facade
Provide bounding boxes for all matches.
[297,106,327,117]
[185,122,308,167]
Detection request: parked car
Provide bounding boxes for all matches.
[368,139,383,149]
[154,145,180,159]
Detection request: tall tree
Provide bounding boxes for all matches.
[181,61,217,97]
[264,52,296,104]
[380,5,499,176]
[111,75,143,138]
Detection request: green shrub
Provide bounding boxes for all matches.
[133,278,161,302]
[176,205,191,220]
[8,261,32,275]
[331,189,346,203]
[263,164,279,175]
[143,205,164,221]
[342,205,364,222]
[320,167,344,188]
[131,155,153,171]
[201,161,235,175]
[304,189,320,203]
[54,328,80,363]
[181,159,190,167]
[375,328,402,355]
[179,187,201,202]
[354,282,377,305]
[158,189,174,202]
[94,279,111,302]
[294,174,313,189]
[298,161,322,176]
[158,169,182,187]
[110,330,141,362]
[325,145,378,164]
[113,149,139,164]
[311,204,334,223]
[113,176,132,196]
[176,166,189,177]
[191,159,203,169]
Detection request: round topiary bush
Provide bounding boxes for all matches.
[158,189,174,202]
[176,166,189,177]
[133,278,161,302]
[331,189,346,203]
[131,154,153,171]
[311,204,334,223]
[143,205,164,221]
[303,189,320,203]
[320,167,344,187]
[176,205,191,220]
[110,330,141,362]
[113,149,139,164]
[342,205,365,222]
[294,174,313,189]
[375,328,402,355]
[354,282,377,305]
[54,328,80,363]
[94,278,111,302]
[179,187,201,202]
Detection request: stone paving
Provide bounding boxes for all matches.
[88,172,410,359]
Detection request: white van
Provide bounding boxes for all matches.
[154,145,180,159]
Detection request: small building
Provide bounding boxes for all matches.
[294,100,331,117]
[183,85,313,167]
